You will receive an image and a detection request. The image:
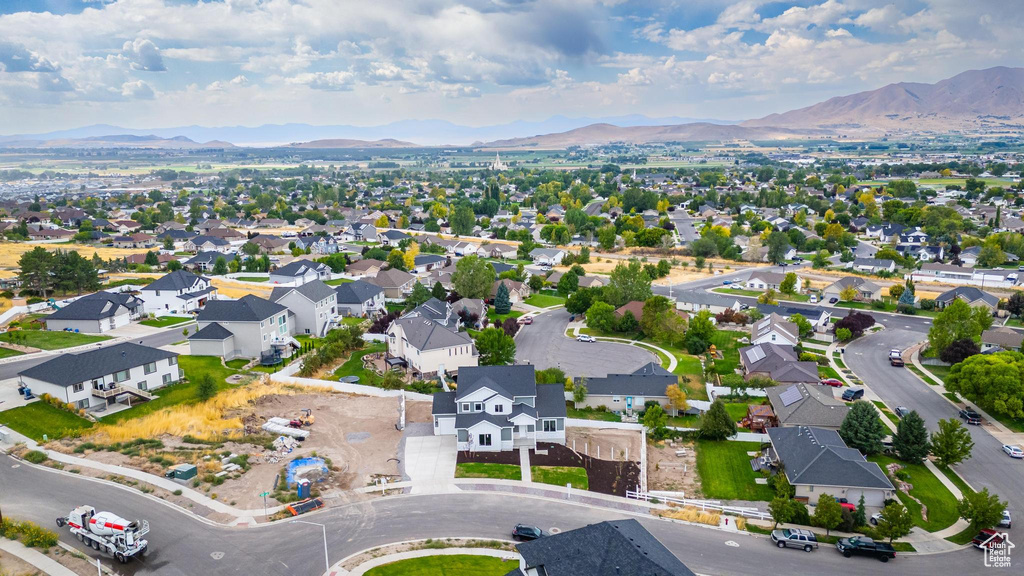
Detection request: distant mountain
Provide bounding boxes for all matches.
[288,138,417,149]
[482,123,825,149]
[742,66,1024,135]
[0,134,234,150]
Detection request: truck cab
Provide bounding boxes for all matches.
[836,536,896,562]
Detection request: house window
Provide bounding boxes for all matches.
[261,321,265,328]
[494,404,504,413]
[169,357,177,365]
[457,430,468,442]
[474,403,483,412]
[144,362,156,374]
[612,396,621,403]
[462,403,470,412]
[138,381,148,391]
[478,434,492,447]
[279,315,286,325]
[163,373,172,385]
[114,370,130,383]
[544,420,557,432]
[72,383,84,393]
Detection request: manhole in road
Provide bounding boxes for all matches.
[549,527,562,534]
[211,552,225,560]
[724,541,739,547]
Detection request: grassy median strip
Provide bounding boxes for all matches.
[531,466,588,490]
[365,555,510,576]
[140,316,192,328]
[0,330,110,350]
[454,462,522,480]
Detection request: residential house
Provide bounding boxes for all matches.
[431,365,565,451]
[750,313,800,346]
[529,248,566,266]
[934,286,1000,311]
[27,228,75,241]
[822,276,883,302]
[269,260,332,285]
[335,280,385,317]
[508,519,695,576]
[294,235,339,254]
[18,343,180,411]
[248,235,291,254]
[450,298,486,328]
[112,234,156,249]
[479,243,518,260]
[112,220,143,235]
[189,295,296,361]
[615,301,688,324]
[674,290,741,315]
[982,327,1024,352]
[848,258,896,274]
[270,280,338,337]
[764,426,895,507]
[573,364,677,413]
[185,252,237,272]
[378,229,411,247]
[412,254,447,273]
[490,279,530,304]
[386,316,477,377]
[746,270,801,293]
[185,235,232,254]
[346,258,385,278]
[341,222,377,242]
[577,275,607,289]
[740,344,819,385]
[369,268,416,299]
[138,270,216,314]
[403,297,459,328]
[45,291,144,333]
[765,383,850,430]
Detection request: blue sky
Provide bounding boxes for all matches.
[0,0,1020,133]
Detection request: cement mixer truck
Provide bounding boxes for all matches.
[55,505,149,563]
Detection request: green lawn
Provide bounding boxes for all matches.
[0,347,24,359]
[0,330,110,350]
[936,465,974,497]
[140,316,192,328]
[523,293,565,308]
[332,342,387,380]
[531,466,588,489]
[907,364,941,386]
[946,525,979,545]
[0,401,94,442]
[364,555,511,576]
[872,401,899,424]
[486,309,524,323]
[710,330,745,376]
[566,405,621,422]
[695,440,775,501]
[670,402,749,428]
[234,276,269,282]
[325,278,353,286]
[867,454,960,532]
[925,364,952,383]
[832,353,847,369]
[225,359,249,369]
[101,356,240,423]
[454,462,522,480]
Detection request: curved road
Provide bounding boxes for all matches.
[0,455,990,576]
[514,308,658,377]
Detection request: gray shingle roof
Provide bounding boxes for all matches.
[582,373,677,397]
[768,426,894,490]
[935,286,999,307]
[456,365,537,401]
[47,292,141,321]
[371,268,415,289]
[335,280,383,304]
[19,342,177,388]
[188,322,234,341]
[740,344,819,384]
[632,362,673,376]
[144,270,207,292]
[272,260,329,278]
[391,316,473,351]
[197,295,286,323]
[765,383,850,428]
[536,383,567,419]
[187,252,237,266]
[516,519,694,576]
[270,279,336,303]
[432,391,457,415]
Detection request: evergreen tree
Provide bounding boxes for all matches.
[893,410,930,464]
[699,399,737,440]
[853,494,867,528]
[839,401,886,454]
[212,256,228,275]
[195,373,217,401]
[406,282,431,309]
[494,282,512,314]
[431,281,447,300]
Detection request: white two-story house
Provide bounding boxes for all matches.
[270,280,338,337]
[431,365,566,452]
[189,295,298,361]
[18,343,180,410]
[139,270,217,314]
[386,316,478,377]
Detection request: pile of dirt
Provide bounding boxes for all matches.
[647,440,699,494]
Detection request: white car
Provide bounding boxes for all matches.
[1002,444,1024,459]
[576,334,596,343]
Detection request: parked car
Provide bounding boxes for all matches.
[1002,444,1024,459]
[834,498,856,511]
[999,510,1012,529]
[819,378,843,388]
[771,528,818,552]
[829,297,839,304]
[517,316,533,325]
[512,524,545,541]
[723,280,732,285]
[869,512,883,526]
[835,537,896,562]
[809,294,818,303]
[895,406,910,419]
[842,388,865,401]
[959,408,982,425]
[576,334,596,343]
[889,356,905,367]
[972,529,1006,550]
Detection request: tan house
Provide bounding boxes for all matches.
[346,258,385,278]
[982,327,1024,352]
[491,280,530,304]
[370,268,416,299]
[386,316,478,377]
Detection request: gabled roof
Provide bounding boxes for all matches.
[19,343,177,388]
[515,519,694,576]
[272,259,329,278]
[982,327,1024,348]
[189,235,230,246]
[632,361,672,376]
[371,268,415,289]
[335,280,383,304]
[825,276,881,293]
[765,383,850,428]
[935,286,999,307]
[740,344,819,384]
[270,279,336,304]
[186,251,237,265]
[48,291,141,321]
[188,322,234,341]
[390,316,473,351]
[582,373,677,397]
[197,294,286,323]
[768,426,894,490]
[143,270,207,292]
[456,364,537,401]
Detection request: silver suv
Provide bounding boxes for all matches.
[771,528,818,552]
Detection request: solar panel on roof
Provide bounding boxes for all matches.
[780,385,803,407]
[745,346,766,363]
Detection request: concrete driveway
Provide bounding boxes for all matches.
[403,434,457,494]
[514,308,658,377]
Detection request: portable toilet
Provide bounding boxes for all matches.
[297,479,311,499]
[167,463,197,481]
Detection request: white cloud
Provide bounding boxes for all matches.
[121,38,166,72]
[121,80,154,99]
[287,70,356,91]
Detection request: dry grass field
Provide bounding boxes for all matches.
[0,242,144,268]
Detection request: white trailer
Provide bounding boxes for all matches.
[56,505,149,563]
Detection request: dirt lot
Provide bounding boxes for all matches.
[0,550,38,576]
[564,428,641,462]
[647,439,700,496]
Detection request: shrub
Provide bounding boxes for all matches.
[22,450,48,464]
[870,300,887,310]
[920,298,936,311]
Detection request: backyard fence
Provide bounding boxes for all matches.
[626,490,772,521]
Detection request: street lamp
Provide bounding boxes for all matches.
[291,520,329,575]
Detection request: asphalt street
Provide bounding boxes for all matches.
[0,325,189,381]
[669,212,702,244]
[0,454,996,576]
[514,308,657,377]
[846,329,1024,530]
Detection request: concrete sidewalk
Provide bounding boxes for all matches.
[0,538,79,576]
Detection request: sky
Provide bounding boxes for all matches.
[0,0,1021,134]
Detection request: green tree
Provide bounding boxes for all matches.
[684,310,716,354]
[944,351,1024,418]
[431,281,447,300]
[928,299,989,356]
[757,288,778,305]
[836,327,853,341]
[789,313,813,338]
[241,241,261,256]
[665,384,689,416]
[565,287,595,315]
[162,235,175,250]
[699,399,737,440]
[766,230,791,264]
[779,272,797,294]
[572,380,588,407]
[876,502,913,543]
[898,278,916,307]
[597,225,617,250]
[452,255,496,299]
[387,249,407,271]
[167,259,182,271]
[195,373,217,402]
[892,410,930,464]
[853,494,867,528]
[958,488,1007,530]
[839,285,858,302]
[406,281,431,309]
[769,496,795,530]
[585,301,616,333]
[608,260,652,306]
[930,418,975,467]
[527,275,544,292]
[450,204,477,236]
[494,282,512,314]
[475,327,516,365]
[641,404,668,439]
[811,493,843,536]
[17,247,55,297]
[212,256,228,275]
[839,400,886,454]
[144,251,159,266]
[557,271,579,295]
[977,237,1006,268]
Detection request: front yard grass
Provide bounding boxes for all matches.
[225,359,249,369]
[818,366,842,381]
[140,316,192,328]
[454,462,521,480]
[0,330,110,350]
[325,278,353,286]
[101,356,240,423]
[872,400,899,425]
[364,555,510,576]
[523,293,565,308]
[0,401,94,442]
[867,454,959,532]
[695,440,775,501]
[0,347,24,359]
[486,309,523,323]
[710,330,745,376]
[531,466,588,490]
[714,286,810,303]
[234,276,269,282]
[566,405,621,422]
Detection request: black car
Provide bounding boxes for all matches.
[842,388,865,401]
[959,408,982,425]
[512,524,545,541]
[829,297,839,304]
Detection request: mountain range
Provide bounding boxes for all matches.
[1,66,1020,150]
